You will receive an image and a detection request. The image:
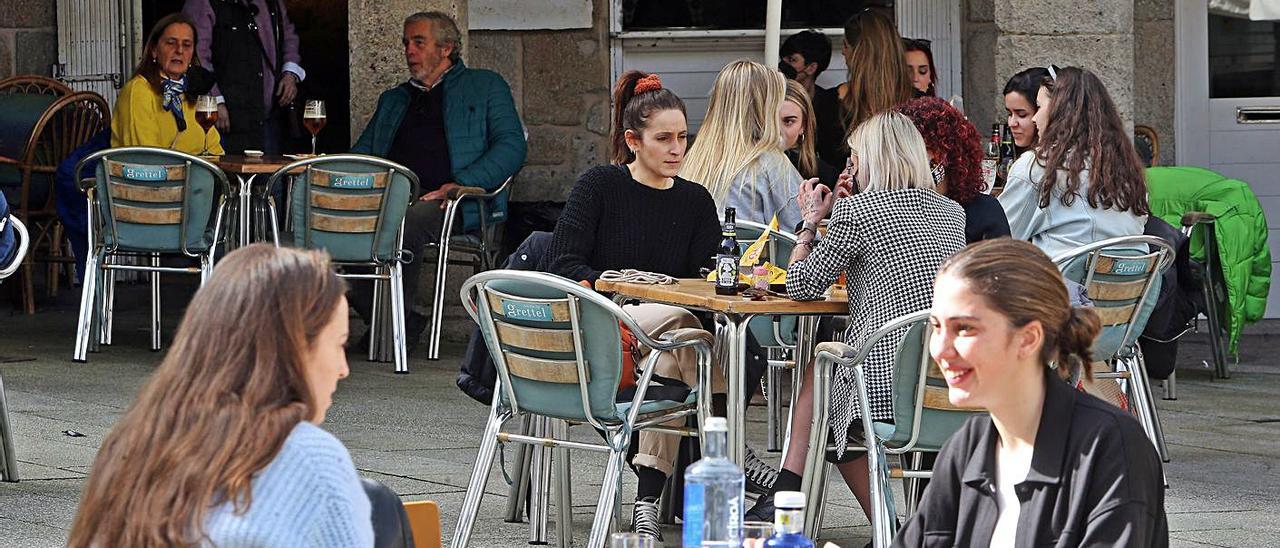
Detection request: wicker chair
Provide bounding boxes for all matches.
[0,75,73,97]
[0,90,109,313]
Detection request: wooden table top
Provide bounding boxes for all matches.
[214,154,312,174]
[596,278,848,316]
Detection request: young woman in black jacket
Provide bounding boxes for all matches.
[896,238,1167,547]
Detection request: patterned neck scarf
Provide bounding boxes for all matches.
[161,76,187,132]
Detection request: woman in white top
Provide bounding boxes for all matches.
[681,59,810,229]
[998,66,1149,259]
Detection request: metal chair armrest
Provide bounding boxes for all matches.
[78,177,95,193]
[446,178,512,202]
[0,215,29,280]
[815,341,857,362]
[652,327,715,352]
[1181,211,1216,227]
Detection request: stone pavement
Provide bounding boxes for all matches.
[1,285,1278,547]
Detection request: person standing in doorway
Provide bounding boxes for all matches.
[184,0,306,155]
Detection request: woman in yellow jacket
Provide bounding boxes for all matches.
[111,13,222,155]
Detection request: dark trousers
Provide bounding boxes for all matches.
[350,198,457,326]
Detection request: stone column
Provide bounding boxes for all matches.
[347,0,468,142]
[992,0,1136,128]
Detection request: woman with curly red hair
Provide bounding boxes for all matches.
[897,96,1010,243]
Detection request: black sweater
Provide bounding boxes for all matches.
[544,164,722,283]
[961,193,1012,244]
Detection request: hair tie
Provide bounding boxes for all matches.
[634,74,663,95]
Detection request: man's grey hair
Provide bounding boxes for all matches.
[405,11,462,61]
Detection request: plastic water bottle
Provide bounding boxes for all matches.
[764,491,814,548]
[682,417,744,547]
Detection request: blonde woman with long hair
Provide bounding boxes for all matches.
[815,8,914,166]
[746,111,967,522]
[781,80,822,182]
[681,59,809,228]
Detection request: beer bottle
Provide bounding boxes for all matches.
[715,208,741,296]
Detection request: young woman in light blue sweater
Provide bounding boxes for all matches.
[70,244,373,548]
[998,66,1149,259]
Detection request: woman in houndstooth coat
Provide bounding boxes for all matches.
[747,111,967,521]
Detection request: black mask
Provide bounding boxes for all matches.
[778,60,798,80]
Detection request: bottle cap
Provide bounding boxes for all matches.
[704,417,728,432]
[775,491,806,509]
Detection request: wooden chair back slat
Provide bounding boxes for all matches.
[1093,304,1137,326]
[1088,278,1150,301]
[311,189,383,211]
[312,212,378,233]
[113,203,181,225]
[495,322,576,353]
[107,182,183,203]
[505,352,586,384]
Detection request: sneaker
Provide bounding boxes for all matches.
[631,497,663,542]
[744,492,775,522]
[744,447,778,495]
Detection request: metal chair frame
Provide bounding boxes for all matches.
[0,210,30,481]
[425,178,512,360]
[802,310,986,545]
[72,147,229,362]
[1052,235,1176,463]
[736,219,804,453]
[0,213,29,281]
[451,270,715,548]
[267,155,419,373]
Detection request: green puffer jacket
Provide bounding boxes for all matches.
[1146,166,1271,352]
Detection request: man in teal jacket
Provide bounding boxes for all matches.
[351,10,526,344]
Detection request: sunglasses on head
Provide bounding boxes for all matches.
[903,38,932,49]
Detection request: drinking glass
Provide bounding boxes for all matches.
[742,521,773,547]
[194,95,218,156]
[609,532,655,548]
[303,99,327,156]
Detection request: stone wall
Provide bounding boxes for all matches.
[995,0,1136,131]
[348,0,468,142]
[1134,0,1175,165]
[963,0,999,135]
[468,0,611,203]
[0,0,57,79]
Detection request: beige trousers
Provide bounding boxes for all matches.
[624,303,726,476]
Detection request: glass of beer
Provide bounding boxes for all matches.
[303,99,327,156]
[194,95,218,156]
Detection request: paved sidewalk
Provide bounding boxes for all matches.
[1,288,1278,547]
